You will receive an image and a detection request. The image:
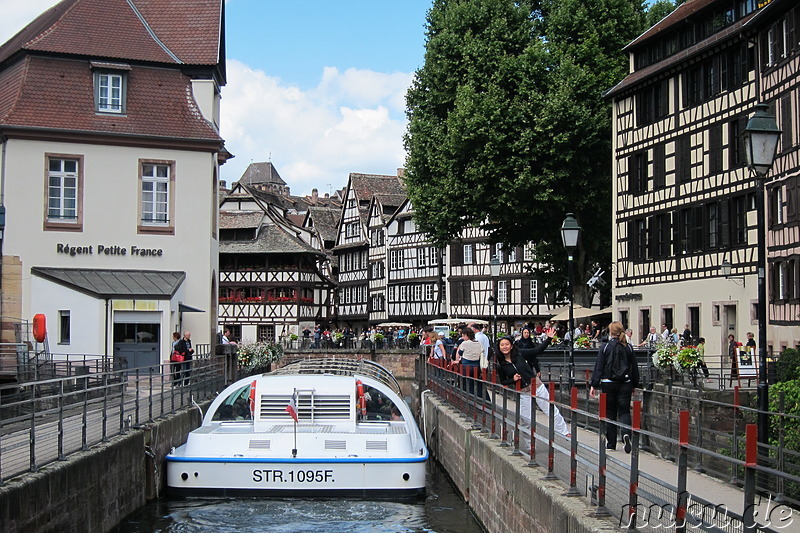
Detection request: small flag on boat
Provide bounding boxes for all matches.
[286,389,299,422]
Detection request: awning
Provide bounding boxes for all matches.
[428,318,489,325]
[179,303,205,313]
[31,267,185,299]
[550,305,611,322]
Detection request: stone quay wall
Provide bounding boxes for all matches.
[0,403,205,533]
[422,393,617,533]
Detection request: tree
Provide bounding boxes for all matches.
[404,0,647,306]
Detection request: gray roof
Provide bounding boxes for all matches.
[220,211,263,229]
[238,162,286,186]
[31,267,185,299]
[220,225,324,255]
[307,206,340,243]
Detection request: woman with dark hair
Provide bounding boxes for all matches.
[496,336,569,436]
[515,326,555,374]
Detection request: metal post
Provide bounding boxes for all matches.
[500,386,509,447]
[543,382,557,480]
[568,252,575,390]
[627,401,642,531]
[102,372,108,442]
[566,386,580,496]
[527,385,538,467]
[755,176,769,455]
[490,370,499,439]
[775,391,786,503]
[676,411,689,533]
[135,368,140,427]
[730,386,742,486]
[29,385,37,472]
[148,367,154,422]
[82,376,89,450]
[480,368,489,433]
[512,380,522,455]
[58,380,65,460]
[743,424,758,533]
[595,392,610,516]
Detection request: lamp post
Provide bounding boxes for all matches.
[489,255,501,355]
[742,102,781,450]
[561,213,581,390]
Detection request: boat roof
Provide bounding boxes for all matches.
[272,357,402,396]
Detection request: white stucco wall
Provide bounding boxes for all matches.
[2,138,218,355]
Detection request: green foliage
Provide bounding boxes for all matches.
[776,348,800,382]
[646,0,678,28]
[768,379,800,500]
[404,0,647,306]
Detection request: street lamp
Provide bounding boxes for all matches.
[489,255,501,354]
[720,260,745,286]
[743,102,781,450]
[561,213,581,390]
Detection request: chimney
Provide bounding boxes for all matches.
[397,168,405,178]
[311,188,318,203]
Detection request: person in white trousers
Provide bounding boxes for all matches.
[495,336,569,437]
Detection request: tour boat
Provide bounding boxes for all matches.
[166,358,427,497]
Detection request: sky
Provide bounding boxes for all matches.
[0,0,432,197]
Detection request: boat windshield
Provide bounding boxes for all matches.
[362,384,404,422]
[211,383,253,421]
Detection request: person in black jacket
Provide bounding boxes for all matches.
[174,331,194,386]
[590,321,639,452]
[515,326,555,373]
[497,336,569,436]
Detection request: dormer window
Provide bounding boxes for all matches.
[91,61,130,114]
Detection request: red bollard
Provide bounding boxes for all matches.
[543,382,557,480]
[566,386,580,496]
[528,385,538,466]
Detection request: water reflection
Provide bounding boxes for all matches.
[114,463,484,533]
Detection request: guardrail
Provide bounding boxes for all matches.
[0,354,226,485]
[420,353,799,532]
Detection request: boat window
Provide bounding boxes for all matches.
[211,384,253,421]
[363,385,403,422]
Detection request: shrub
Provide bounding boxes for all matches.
[237,342,283,371]
[776,348,800,382]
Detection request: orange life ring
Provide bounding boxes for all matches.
[356,380,366,417]
[33,314,47,343]
[248,380,257,417]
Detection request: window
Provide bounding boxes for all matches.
[258,325,275,343]
[707,202,720,249]
[770,186,784,227]
[508,247,516,262]
[787,258,798,300]
[649,213,670,258]
[652,144,666,189]
[731,195,748,246]
[450,280,471,305]
[463,244,474,265]
[530,280,538,303]
[629,151,648,194]
[676,134,692,183]
[46,155,83,230]
[494,243,503,263]
[708,124,723,175]
[524,243,535,261]
[425,284,434,301]
[629,218,647,261]
[428,247,438,265]
[729,116,748,168]
[139,161,173,233]
[418,247,427,267]
[58,310,70,344]
[345,222,359,238]
[781,95,793,151]
[637,79,669,126]
[94,72,126,113]
[497,280,508,304]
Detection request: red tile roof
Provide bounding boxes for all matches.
[624,0,717,51]
[0,55,221,141]
[0,0,223,67]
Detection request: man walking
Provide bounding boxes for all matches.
[470,322,490,370]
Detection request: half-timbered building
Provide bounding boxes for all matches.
[218,182,333,343]
[333,172,405,331]
[745,0,800,352]
[607,0,786,359]
[384,199,444,323]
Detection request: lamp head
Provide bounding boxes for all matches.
[743,103,781,178]
[560,213,581,252]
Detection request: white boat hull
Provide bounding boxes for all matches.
[167,453,427,497]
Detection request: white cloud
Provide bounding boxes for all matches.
[220,60,411,196]
[0,2,61,44]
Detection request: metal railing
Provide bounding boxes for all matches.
[0,353,226,485]
[421,353,799,532]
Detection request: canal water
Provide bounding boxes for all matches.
[112,462,485,532]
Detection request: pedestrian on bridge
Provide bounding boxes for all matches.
[590,321,639,453]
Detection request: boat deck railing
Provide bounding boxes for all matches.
[271,357,402,396]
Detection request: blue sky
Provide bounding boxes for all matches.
[0,0,433,196]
